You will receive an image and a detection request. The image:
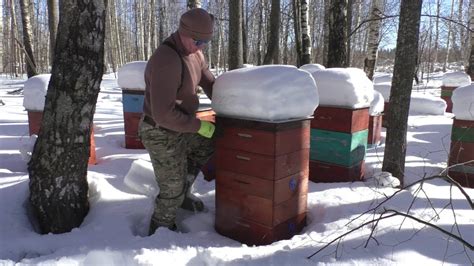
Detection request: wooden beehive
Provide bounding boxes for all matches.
[448,118,474,188]
[440,86,457,113]
[27,110,96,165]
[368,115,383,146]
[122,89,145,149]
[214,116,310,245]
[309,106,368,182]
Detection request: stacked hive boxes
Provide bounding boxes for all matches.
[23,74,96,164]
[441,72,471,113]
[122,89,145,149]
[214,116,310,245]
[118,61,147,149]
[310,106,368,182]
[368,90,385,147]
[448,84,474,188]
[307,68,373,182]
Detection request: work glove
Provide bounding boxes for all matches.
[198,120,215,138]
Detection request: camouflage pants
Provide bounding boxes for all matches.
[138,119,214,231]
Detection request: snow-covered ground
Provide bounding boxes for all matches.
[0,72,473,265]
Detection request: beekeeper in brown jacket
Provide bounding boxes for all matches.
[139,8,216,234]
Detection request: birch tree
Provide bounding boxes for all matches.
[300,0,311,65]
[19,0,37,77]
[47,0,58,64]
[28,0,108,234]
[363,0,382,80]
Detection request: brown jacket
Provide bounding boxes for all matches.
[143,32,215,133]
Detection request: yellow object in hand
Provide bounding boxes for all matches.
[198,121,215,138]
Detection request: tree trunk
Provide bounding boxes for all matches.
[256,1,264,65]
[187,0,201,9]
[9,0,18,76]
[443,0,455,72]
[28,0,107,234]
[345,0,353,66]
[322,0,330,66]
[466,0,474,79]
[263,0,280,64]
[434,0,440,66]
[300,0,311,65]
[242,0,248,64]
[292,0,302,67]
[229,0,243,70]
[382,0,422,187]
[19,0,37,77]
[327,0,347,67]
[363,0,382,80]
[47,0,58,65]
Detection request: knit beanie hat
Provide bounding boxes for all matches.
[178,8,214,41]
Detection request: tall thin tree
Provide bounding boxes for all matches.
[28,0,108,234]
[19,0,37,77]
[326,0,348,67]
[263,0,280,64]
[466,0,474,79]
[300,0,311,65]
[363,0,382,80]
[187,0,201,9]
[47,0,58,64]
[228,0,243,70]
[382,0,423,187]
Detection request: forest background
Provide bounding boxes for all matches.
[0,0,472,80]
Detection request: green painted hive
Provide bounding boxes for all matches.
[310,128,368,167]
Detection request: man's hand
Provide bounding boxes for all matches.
[198,121,215,138]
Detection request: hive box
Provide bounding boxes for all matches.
[311,106,369,133]
[214,116,310,245]
[27,110,96,165]
[368,115,382,146]
[440,86,456,113]
[122,89,145,149]
[310,128,368,167]
[448,119,474,188]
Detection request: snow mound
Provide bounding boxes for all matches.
[22,74,51,111]
[299,63,325,73]
[370,90,385,116]
[442,71,471,87]
[452,84,474,121]
[311,68,373,108]
[374,171,400,188]
[373,73,392,84]
[212,65,319,121]
[374,82,391,102]
[409,93,446,115]
[123,159,159,198]
[117,61,147,90]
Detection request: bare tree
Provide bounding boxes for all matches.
[363,0,382,80]
[19,0,37,77]
[263,0,280,64]
[382,0,423,186]
[47,0,58,64]
[466,0,474,79]
[187,0,201,9]
[300,0,311,65]
[28,0,108,234]
[228,0,243,70]
[443,0,456,72]
[327,0,348,67]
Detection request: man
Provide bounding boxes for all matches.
[139,8,216,234]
